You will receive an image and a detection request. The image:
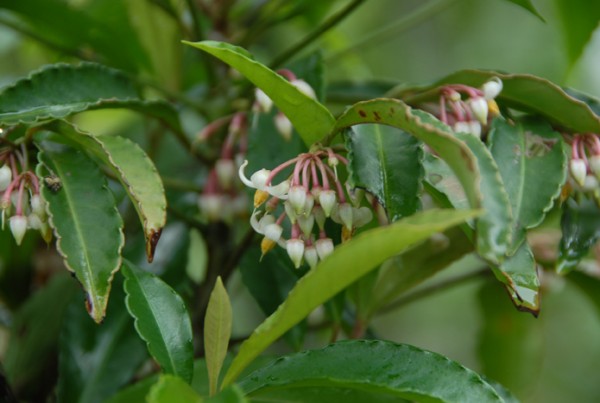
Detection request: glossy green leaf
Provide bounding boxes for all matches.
[204,277,232,396]
[454,132,513,263]
[239,340,504,403]
[346,124,423,221]
[183,40,335,146]
[368,227,473,315]
[4,273,77,393]
[555,0,600,66]
[492,242,540,313]
[122,260,194,383]
[206,385,248,403]
[45,121,167,262]
[399,70,600,134]
[147,375,203,403]
[503,0,544,21]
[557,198,600,274]
[37,146,124,323]
[222,209,481,386]
[0,63,181,132]
[489,118,568,253]
[478,280,543,397]
[334,99,509,263]
[57,281,147,403]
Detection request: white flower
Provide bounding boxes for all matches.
[274,113,293,141]
[316,238,334,260]
[286,239,305,268]
[482,77,503,100]
[291,79,317,99]
[288,186,307,214]
[264,223,283,242]
[297,214,315,238]
[10,215,27,245]
[238,160,270,190]
[254,88,273,113]
[468,97,489,124]
[570,159,587,187]
[215,159,236,190]
[304,245,319,268]
[0,165,11,192]
[319,190,336,217]
[353,206,373,228]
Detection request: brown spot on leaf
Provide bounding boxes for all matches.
[373,111,381,121]
[389,107,396,116]
[146,228,163,263]
[460,148,475,172]
[358,110,367,118]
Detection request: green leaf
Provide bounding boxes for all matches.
[147,375,203,403]
[204,277,232,396]
[346,124,423,221]
[399,70,600,134]
[187,229,208,284]
[567,270,600,317]
[239,340,505,403]
[0,63,181,132]
[334,98,510,264]
[492,242,540,313]
[122,260,194,384]
[489,118,568,253]
[45,121,167,262]
[478,280,543,398]
[205,385,248,403]
[37,146,124,323]
[503,0,544,21]
[555,0,600,66]
[183,40,335,146]
[57,280,148,403]
[454,132,513,264]
[4,273,77,392]
[222,208,481,386]
[557,198,600,274]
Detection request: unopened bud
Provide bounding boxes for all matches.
[303,193,314,216]
[0,165,11,192]
[297,214,315,238]
[319,190,337,217]
[30,194,46,217]
[10,215,27,245]
[316,237,334,260]
[570,159,587,187]
[284,200,297,224]
[254,88,273,113]
[482,77,503,100]
[338,203,353,230]
[215,159,236,190]
[312,205,326,229]
[274,113,293,141]
[27,213,42,230]
[469,97,489,124]
[353,206,373,228]
[583,174,599,192]
[291,79,317,99]
[304,245,319,268]
[288,186,307,214]
[286,238,305,268]
[199,194,224,221]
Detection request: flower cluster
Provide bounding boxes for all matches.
[197,112,249,222]
[567,133,600,202]
[239,146,373,268]
[0,145,51,245]
[253,69,317,141]
[436,78,503,137]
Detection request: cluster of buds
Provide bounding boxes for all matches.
[253,69,317,141]
[567,133,600,201]
[436,78,503,137]
[0,147,51,245]
[197,112,249,222]
[239,145,373,268]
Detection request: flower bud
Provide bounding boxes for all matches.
[27,213,42,230]
[0,165,11,192]
[291,79,317,99]
[312,205,326,229]
[286,238,305,268]
[30,194,46,218]
[284,200,297,224]
[583,174,599,192]
[353,206,373,228]
[482,77,503,100]
[570,159,587,187]
[304,245,319,268]
[453,121,470,134]
[254,88,273,113]
[288,186,307,214]
[316,237,334,260]
[274,113,293,141]
[297,214,315,238]
[215,159,236,190]
[590,155,600,180]
[10,215,27,245]
[198,194,224,222]
[303,193,314,216]
[319,190,336,217]
[469,97,489,124]
[468,121,482,138]
[338,202,353,230]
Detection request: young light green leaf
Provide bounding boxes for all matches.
[147,375,203,403]
[239,340,505,403]
[187,229,208,284]
[398,70,600,134]
[45,121,167,262]
[492,242,540,313]
[489,118,568,253]
[57,282,147,403]
[334,99,511,264]
[346,124,423,222]
[182,40,335,146]
[37,147,124,323]
[222,208,481,386]
[557,198,600,274]
[0,63,182,132]
[204,277,232,396]
[555,0,600,66]
[122,260,194,384]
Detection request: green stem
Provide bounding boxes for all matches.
[268,0,367,69]
[325,0,460,63]
[377,267,490,315]
[185,0,204,40]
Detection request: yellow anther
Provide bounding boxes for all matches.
[260,237,276,259]
[254,189,269,208]
[487,99,500,117]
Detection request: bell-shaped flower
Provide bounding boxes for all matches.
[198,194,224,221]
[297,214,315,238]
[30,194,46,218]
[316,237,334,260]
[286,238,305,268]
[291,79,317,100]
[264,222,283,242]
[0,165,11,192]
[215,158,236,190]
[583,175,599,192]
[254,88,273,113]
[288,186,307,214]
[570,159,587,187]
[238,160,271,190]
[304,245,319,268]
[312,205,326,230]
[468,97,489,124]
[319,190,336,217]
[274,112,293,141]
[482,78,503,100]
[250,210,275,234]
[27,213,42,230]
[353,206,373,228]
[10,215,27,245]
[338,202,353,230]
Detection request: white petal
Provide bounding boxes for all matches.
[482,77,503,100]
[238,160,254,187]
